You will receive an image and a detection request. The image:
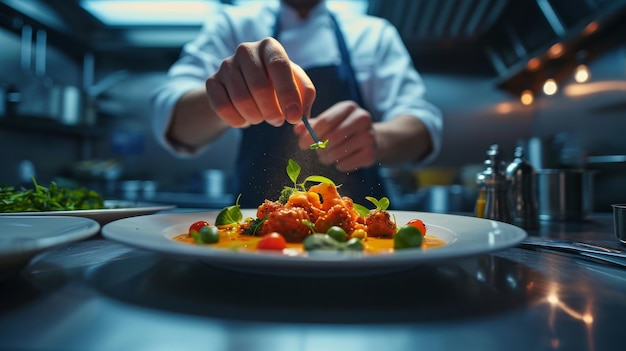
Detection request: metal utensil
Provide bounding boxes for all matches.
[520,236,626,268]
[301,115,320,143]
[301,116,328,150]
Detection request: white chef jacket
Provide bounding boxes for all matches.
[151,1,443,165]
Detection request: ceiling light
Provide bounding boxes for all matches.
[574,64,590,83]
[574,51,590,83]
[543,78,558,95]
[80,0,221,26]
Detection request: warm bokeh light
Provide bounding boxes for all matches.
[495,102,514,114]
[574,64,590,83]
[543,78,558,95]
[520,89,534,105]
[548,43,565,58]
[526,57,542,71]
[583,21,599,35]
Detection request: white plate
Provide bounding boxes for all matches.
[101,210,527,276]
[0,216,100,280]
[0,200,176,225]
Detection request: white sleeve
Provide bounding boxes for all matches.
[150,10,237,157]
[365,21,443,165]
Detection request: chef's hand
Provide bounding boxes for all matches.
[294,101,376,172]
[205,37,316,128]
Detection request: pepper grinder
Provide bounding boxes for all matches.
[483,144,513,223]
[506,146,539,230]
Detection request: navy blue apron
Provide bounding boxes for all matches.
[235,10,385,208]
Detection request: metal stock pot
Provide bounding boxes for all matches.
[536,169,594,221]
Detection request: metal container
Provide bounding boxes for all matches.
[536,169,594,221]
[49,85,84,125]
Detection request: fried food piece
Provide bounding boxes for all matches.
[264,207,311,243]
[365,210,396,238]
[308,183,344,211]
[314,203,356,235]
[257,200,283,219]
[285,191,324,223]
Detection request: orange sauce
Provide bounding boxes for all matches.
[172,226,445,255]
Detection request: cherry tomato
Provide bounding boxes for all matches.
[407,219,427,236]
[257,232,287,251]
[189,220,210,235]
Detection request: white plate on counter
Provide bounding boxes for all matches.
[101,210,527,276]
[0,200,176,225]
[0,215,100,281]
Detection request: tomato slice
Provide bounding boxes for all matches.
[407,219,427,236]
[257,232,287,251]
[189,220,210,235]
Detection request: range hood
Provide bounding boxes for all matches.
[481,0,626,95]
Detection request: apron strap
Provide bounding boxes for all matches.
[272,9,364,107]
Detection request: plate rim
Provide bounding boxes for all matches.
[0,215,100,256]
[101,210,527,272]
[0,200,176,217]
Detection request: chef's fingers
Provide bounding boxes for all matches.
[333,142,377,172]
[221,58,266,125]
[235,42,285,126]
[206,68,250,128]
[293,100,359,150]
[291,63,316,120]
[316,105,375,166]
[260,38,305,124]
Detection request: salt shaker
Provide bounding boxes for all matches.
[483,144,513,223]
[506,146,539,230]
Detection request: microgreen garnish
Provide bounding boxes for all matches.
[365,196,390,211]
[309,140,329,150]
[215,194,243,226]
[243,215,268,235]
[352,203,371,218]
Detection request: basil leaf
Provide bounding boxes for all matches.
[215,204,242,226]
[214,194,242,226]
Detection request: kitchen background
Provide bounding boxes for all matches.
[1,0,625,212]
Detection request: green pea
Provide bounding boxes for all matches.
[344,238,364,251]
[394,225,423,250]
[326,226,348,242]
[199,225,220,244]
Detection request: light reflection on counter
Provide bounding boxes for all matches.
[544,283,595,351]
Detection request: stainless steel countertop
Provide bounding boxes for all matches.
[1,213,625,351]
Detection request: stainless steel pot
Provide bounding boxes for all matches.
[536,169,594,221]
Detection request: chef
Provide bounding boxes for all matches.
[152,0,443,208]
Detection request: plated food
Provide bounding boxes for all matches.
[173,159,444,255]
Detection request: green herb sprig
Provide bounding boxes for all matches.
[0,177,105,213]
